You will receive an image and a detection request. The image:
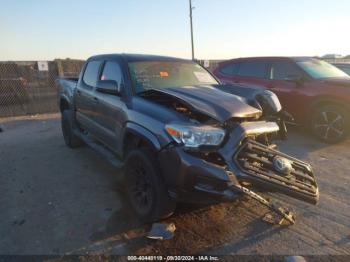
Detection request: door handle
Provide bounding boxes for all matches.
[77,90,81,95]
[93,97,99,103]
[234,80,240,83]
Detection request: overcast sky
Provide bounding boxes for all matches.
[1,0,350,60]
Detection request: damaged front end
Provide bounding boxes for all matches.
[140,86,318,224]
[160,120,318,224]
[218,121,318,205]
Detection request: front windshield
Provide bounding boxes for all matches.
[296,59,350,79]
[128,61,218,94]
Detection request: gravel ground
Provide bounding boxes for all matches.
[0,114,349,256]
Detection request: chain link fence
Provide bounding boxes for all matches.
[197,59,223,72]
[0,59,84,118]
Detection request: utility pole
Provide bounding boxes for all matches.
[189,0,195,60]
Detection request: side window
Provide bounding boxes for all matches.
[101,61,123,90]
[82,61,102,87]
[339,66,350,75]
[238,61,268,78]
[220,62,240,76]
[270,61,303,80]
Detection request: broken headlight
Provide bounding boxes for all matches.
[165,123,225,148]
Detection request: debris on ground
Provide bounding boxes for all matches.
[262,213,279,224]
[146,223,176,240]
[262,212,294,226]
[0,125,3,132]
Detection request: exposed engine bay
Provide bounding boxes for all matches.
[139,86,289,143]
[139,89,217,124]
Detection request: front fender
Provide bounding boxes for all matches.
[122,122,163,155]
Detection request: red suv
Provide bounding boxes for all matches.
[214,57,350,143]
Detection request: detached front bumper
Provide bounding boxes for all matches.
[159,121,319,205]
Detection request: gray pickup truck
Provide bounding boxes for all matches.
[57,54,318,224]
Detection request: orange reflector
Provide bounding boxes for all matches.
[160,71,169,77]
[166,127,179,136]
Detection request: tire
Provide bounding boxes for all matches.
[310,104,349,143]
[124,147,176,223]
[61,110,84,148]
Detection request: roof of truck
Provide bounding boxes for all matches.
[88,53,191,63]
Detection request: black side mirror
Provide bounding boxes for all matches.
[96,80,120,95]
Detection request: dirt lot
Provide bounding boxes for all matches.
[0,114,349,256]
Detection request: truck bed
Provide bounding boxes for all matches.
[57,78,78,88]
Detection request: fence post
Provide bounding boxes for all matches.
[56,60,65,78]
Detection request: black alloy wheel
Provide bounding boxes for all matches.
[61,110,84,148]
[128,161,155,216]
[311,105,348,143]
[124,147,176,223]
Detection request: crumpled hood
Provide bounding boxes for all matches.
[323,77,350,87]
[150,85,262,123]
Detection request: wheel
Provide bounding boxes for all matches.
[124,147,176,223]
[311,105,349,143]
[61,110,84,148]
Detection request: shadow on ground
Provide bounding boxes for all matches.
[75,186,290,255]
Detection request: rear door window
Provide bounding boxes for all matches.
[238,61,268,78]
[338,65,350,75]
[219,62,240,76]
[82,61,102,87]
[270,61,303,80]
